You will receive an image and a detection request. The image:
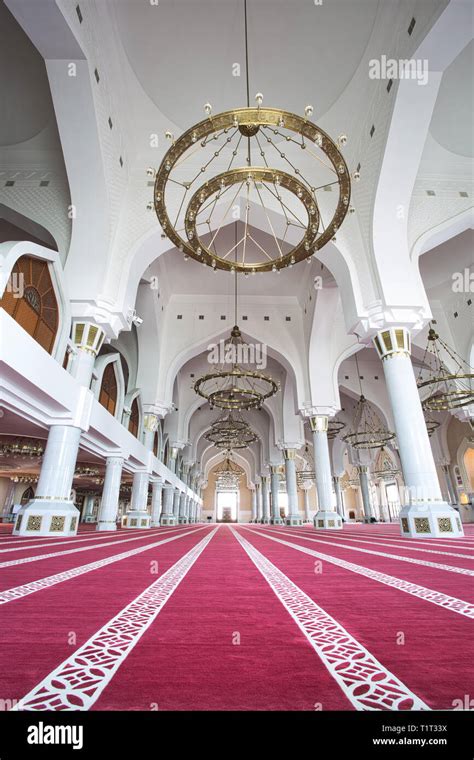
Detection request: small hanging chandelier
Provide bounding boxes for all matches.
[343,354,395,450]
[372,447,400,479]
[194,246,280,410]
[343,394,396,450]
[0,438,44,458]
[296,444,315,486]
[417,324,474,411]
[215,453,242,488]
[424,411,440,438]
[205,412,258,449]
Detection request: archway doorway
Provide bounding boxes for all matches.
[216,489,238,523]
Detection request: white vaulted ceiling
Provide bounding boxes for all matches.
[114,0,379,130]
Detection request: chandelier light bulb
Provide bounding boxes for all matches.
[204,103,213,116]
[146,167,155,177]
[338,134,348,147]
[304,105,313,118]
[165,130,174,142]
[352,170,361,182]
[255,92,263,106]
[146,202,153,211]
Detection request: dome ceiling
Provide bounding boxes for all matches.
[430,40,473,158]
[114,0,378,129]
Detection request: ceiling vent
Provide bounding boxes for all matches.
[370,125,375,138]
[459,191,469,198]
[5,180,14,187]
[408,17,416,36]
[39,180,49,187]
[76,4,83,23]
[426,190,436,196]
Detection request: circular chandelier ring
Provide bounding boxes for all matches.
[194,369,279,410]
[184,168,320,271]
[342,431,396,450]
[154,107,351,272]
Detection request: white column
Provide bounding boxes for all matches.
[377,479,390,522]
[303,487,311,522]
[172,489,180,521]
[161,484,176,525]
[124,471,151,529]
[261,476,270,523]
[283,449,301,526]
[270,466,283,524]
[310,417,342,530]
[150,480,163,527]
[178,492,187,524]
[333,476,345,520]
[374,327,463,538]
[97,456,123,531]
[358,465,373,522]
[255,483,262,522]
[251,488,257,522]
[13,425,81,537]
[82,494,95,523]
[442,464,458,505]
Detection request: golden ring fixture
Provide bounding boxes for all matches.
[153,105,353,273]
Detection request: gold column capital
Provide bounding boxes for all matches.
[283,448,296,460]
[72,321,106,357]
[373,327,411,361]
[309,415,328,433]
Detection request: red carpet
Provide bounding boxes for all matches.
[1,522,473,711]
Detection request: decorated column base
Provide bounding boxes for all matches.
[122,510,151,529]
[178,516,188,524]
[270,516,284,525]
[260,517,270,524]
[161,514,177,526]
[83,515,96,524]
[313,510,343,530]
[13,500,80,537]
[400,503,464,538]
[96,519,117,532]
[285,515,302,526]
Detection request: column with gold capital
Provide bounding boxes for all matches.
[310,416,342,530]
[374,326,463,538]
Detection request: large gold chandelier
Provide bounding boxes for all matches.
[151,2,354,273]
[417,325,474,411]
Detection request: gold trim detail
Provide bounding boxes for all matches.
[26,515,42,531]
[401,517,409,533]
[50,516,65,532]
[437,517,452,533]
[414,517,430,534]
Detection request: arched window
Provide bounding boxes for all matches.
[0,255,59,354]
[99,363,118,416]
[128,398,140,438]
[21,486,35,504]
[153,431,159,457]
